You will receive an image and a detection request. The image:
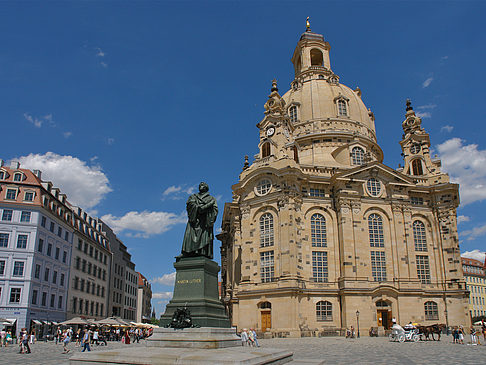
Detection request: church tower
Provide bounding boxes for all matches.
[219,22,469,337]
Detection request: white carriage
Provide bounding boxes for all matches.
[388,324,420,343]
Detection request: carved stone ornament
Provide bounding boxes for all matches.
[351,201,361,214]
[337,199,351,214]
[240,204,250,219]
[278,195,290,209]
[391,204,402,216]
[264,79,286,116]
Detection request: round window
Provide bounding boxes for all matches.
[366,178,381,197]
[410,144,421,154]
[256,179,272,196]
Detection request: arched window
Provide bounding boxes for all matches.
[413,220,427,251]
[262,142,271,158]
[260,213,274,248]
[366,178,381,197]
[411,159,424,175]
[311,213,327,247]
[259,301,271,309]
[310,49,323,66]
[338,100,347,116]
[351,147,365,166]
[368,213,384,247]
[375,300,389,308]
[424,301,438,320]
[289,105,298,123]
[316,301,332,321]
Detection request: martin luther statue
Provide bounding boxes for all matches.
[180,182,218,260]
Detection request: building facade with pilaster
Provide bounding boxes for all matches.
[219,26,469,337]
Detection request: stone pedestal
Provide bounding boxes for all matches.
[160,256,230,328]
[146,327,240,349]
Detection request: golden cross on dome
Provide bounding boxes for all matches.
[306,17,311,31]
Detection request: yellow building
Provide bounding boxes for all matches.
[462,257,486,319]
[218,25,469,337]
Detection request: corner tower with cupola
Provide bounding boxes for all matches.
[218,22,469,337]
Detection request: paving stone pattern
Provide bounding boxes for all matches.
[0,336,485,364]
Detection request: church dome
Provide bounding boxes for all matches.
[282,79,376,141]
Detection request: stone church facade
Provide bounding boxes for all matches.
[218,27,469,337]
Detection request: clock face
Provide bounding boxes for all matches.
[410,144,421,154]
[266,127,275,137]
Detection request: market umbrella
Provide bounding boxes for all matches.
[59,317,90,326]
[97,317,126,326]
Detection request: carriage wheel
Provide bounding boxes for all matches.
[389,334,395,341]
[398,334,405,343]
[413,335,419,342]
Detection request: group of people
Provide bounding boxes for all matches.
[239,328,259,347]
[0,329,13,347]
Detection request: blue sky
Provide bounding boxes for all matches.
[2,1,486,316]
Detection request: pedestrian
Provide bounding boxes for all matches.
[75,328,81,347]
[93,329,99,345]
[250,328,260,347]
[0,328,5,347]
[248,328,256,347]
[62,330,71,353]
[20,328,31,354]
[240,328,248,346]
[458,326,465,344]
[81,329,91,352]
[29,329,36,344]
[470,327,479,345]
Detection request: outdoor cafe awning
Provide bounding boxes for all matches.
[32,320,42,325]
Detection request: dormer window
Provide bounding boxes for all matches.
[13,172,23,182]
[338,100,347,116]
[262,142,271,158]
[0,170,5,180]
[351,147,365,166]
[289,105,298,123]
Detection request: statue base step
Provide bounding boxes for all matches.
[69,345,293,364]
[146,327,240,349]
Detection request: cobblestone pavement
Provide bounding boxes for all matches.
[0,336,485,364]
[259,336,486,364]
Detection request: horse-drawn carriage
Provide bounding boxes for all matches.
[389,324,420,343]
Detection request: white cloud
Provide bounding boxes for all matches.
[422,77,433,88]
[437,138,486,205]
[416,112,431,119]
[461,223,486,241]
[441,125,454,133]
[152,292,173,299]
[63,131,73,138]
[151,272,176,286]
[107,137,115,145]
[101,62,108,68]
[417,104,437,110]
[16,152,112,209]
[458,215,470,224]
[461,249,486,262]
[100,211,186,238]
[23,113,43,128]
[162,185,196,200]
[95,47,105,57]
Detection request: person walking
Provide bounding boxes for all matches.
[250,328,260,347]
[29,329,36,344]
[75,328,81,347]
[0,328,6,347]
[21,328,31,354]
[81,329,91,352]
[62,330,71,353]
[92,329,99,346]
[240,329,248,346]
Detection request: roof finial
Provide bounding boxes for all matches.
[271,79,278,92]
[306,17,311,32]
[406,98,413,111]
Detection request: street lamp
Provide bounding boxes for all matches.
[356,310,360,338]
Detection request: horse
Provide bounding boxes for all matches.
[417,324,446,341]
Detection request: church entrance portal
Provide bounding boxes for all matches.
[376,300,392,329]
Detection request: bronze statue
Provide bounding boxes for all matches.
[180,182,218,259]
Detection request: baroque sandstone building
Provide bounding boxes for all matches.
[218,26,469,337]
